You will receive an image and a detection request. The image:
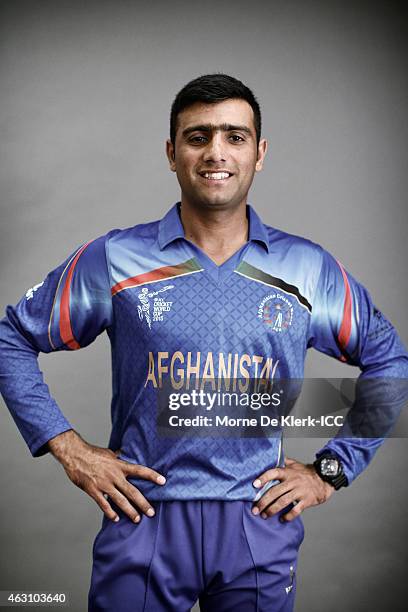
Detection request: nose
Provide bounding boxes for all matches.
[203,132,227,163]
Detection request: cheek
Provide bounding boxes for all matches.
[237,162,256,181]
[176,158,198,178]
[235,152,257,173]
[176,165,196,189]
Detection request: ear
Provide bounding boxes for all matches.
[255,138,268,172]
[166,139,177,172]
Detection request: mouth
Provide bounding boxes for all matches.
[198,171,233,182]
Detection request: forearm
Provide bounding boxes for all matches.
[316,367,408,484]
[0,316,74,457]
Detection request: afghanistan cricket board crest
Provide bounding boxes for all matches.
[258,292,293,332]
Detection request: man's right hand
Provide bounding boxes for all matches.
[47,430,166,524]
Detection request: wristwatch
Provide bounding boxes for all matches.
[313,453,348,490]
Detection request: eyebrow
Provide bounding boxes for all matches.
[181,123,253,138]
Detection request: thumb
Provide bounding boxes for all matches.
[284,456,296,466]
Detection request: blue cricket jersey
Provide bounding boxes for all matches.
[0,203,407,500]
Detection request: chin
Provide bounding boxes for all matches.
[196,191,241,209]
[199,199,236,211]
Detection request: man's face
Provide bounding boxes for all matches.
[166,99,267,211]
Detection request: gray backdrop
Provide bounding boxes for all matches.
[1,1,407,611]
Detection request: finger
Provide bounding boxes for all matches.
[119,462,166,485]
[91,490,121,523]
[252,482,292,514]
[253,467,286,489]
[261,491,297,518]
[115,480,156,518]
[107,489,144,523]
[280,501,305,522]
[284,457,297,466]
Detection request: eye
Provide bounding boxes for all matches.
[229,134,245,143]
[188,135,208,144]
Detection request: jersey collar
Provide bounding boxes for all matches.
[158,202,270,253]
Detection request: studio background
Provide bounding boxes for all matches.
[1,1,407,610]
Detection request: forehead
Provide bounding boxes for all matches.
[176,99,256,133]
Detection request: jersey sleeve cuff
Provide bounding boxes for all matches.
[30,423,74,457]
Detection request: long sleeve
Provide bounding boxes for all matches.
[0,234,113,457]
[308,248,408,484]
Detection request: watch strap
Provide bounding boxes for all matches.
[329,471,348,491]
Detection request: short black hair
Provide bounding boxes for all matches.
[170,73,262,146]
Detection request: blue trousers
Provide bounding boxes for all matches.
[88,501,304,611]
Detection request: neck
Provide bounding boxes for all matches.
[179,199,249,265]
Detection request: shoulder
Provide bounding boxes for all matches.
[261,223,327,284]
[264,223,325,265]
[249,222,332,309]
[106,220,160,249]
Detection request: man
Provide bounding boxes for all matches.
[0,73,407,611]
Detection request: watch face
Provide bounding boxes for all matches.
[320,458,340,477]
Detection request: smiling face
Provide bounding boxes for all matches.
[166,99,267,212]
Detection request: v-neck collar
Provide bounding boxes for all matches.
[182,239,253,284]
[158,202,270,253]
[157,202,270,284]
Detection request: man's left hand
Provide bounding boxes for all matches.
[252,457,334,521]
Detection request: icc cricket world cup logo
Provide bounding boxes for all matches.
[137,285,174,329]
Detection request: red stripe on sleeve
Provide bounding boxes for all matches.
[112,263,188,296]
[337,260,352,355]
[59,241,92,349]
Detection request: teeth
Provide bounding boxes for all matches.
[203,172,230,180]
